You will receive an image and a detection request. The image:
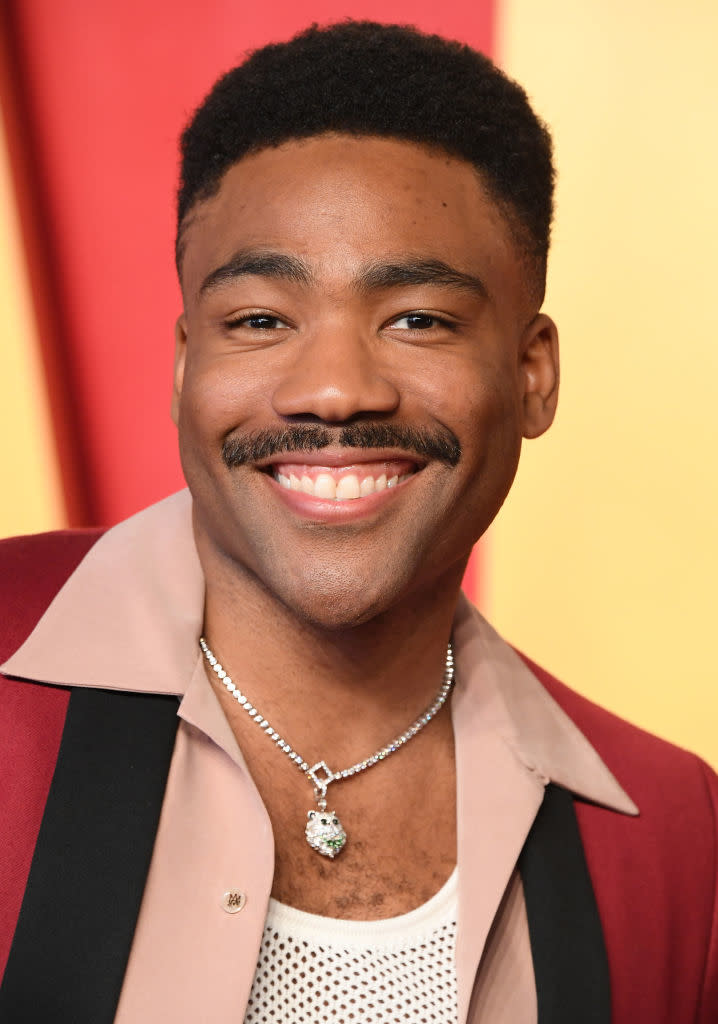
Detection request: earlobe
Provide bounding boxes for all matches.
[171,315,188,426]
[519,313,559,439]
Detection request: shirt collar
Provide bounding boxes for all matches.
[2,488,637,816]
[450,597,637,815]
[2,490,202,696]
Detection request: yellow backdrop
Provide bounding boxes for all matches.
[489,0,718,767]
[0,108,65,538]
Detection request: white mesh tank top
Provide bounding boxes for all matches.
[244,867,458,1023]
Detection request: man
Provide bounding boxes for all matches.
[0,21,716,1024]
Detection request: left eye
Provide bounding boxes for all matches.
[389,313,442,330]
[226,314,288,330]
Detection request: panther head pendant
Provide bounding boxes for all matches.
[305,809,347,858]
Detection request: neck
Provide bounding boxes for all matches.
[198,540,466,766]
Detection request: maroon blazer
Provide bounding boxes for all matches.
[1,529,717,1022]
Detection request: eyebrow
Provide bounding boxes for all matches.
[355,258,487,299]
[199,250,312,296]
[198,249,487,301]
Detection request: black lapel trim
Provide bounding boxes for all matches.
[0,687,179,1023]
[518,783,611,1024]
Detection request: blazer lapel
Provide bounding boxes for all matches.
[519,784,611,1024]
[0,687,179,1023]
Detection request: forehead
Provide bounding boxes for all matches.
[179,135,527,308]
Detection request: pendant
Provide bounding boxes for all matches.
[304,761,347,857]
[305,809,347,858]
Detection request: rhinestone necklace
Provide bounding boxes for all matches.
[199,637,455,859]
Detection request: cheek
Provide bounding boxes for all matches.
[450,372,525,518]
[428,355,523,456]
[176,364,237,491]
[177,352,263,447]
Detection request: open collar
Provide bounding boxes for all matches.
[2,487,637,817]
[2,490,202,696]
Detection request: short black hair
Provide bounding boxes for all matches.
[177,21,554,296]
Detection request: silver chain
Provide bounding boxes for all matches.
[199,636,455,808]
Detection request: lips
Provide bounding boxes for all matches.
[270,459,417,501]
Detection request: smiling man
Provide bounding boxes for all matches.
[1,21,716,1024]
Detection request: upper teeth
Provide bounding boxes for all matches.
[274,470,410,500]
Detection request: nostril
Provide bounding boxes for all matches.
[271,365,401,422]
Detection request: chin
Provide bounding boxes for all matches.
[271,565,409,632]
[292,604,381,632]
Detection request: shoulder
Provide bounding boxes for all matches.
[0,530,104,977]
[521,650,717,815]
[520,652,718,1020]
[0,527,103,579]
[0,528,104,660]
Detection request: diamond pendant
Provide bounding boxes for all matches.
[305,809,347,858]
[304,761,347,858]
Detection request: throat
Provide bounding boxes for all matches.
[243,703,457,919]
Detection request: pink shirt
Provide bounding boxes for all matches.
[3,491,637,1023]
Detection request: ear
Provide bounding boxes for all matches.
[171,314,188,426]
[518,313,559,439]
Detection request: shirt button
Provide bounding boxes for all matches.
[222,889,246,914]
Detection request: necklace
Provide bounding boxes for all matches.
[199,637,455,859]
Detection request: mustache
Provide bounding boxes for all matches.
[222,423,462,469]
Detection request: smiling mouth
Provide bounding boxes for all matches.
[268,460,419,501]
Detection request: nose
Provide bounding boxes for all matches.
[271,325,400,422]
